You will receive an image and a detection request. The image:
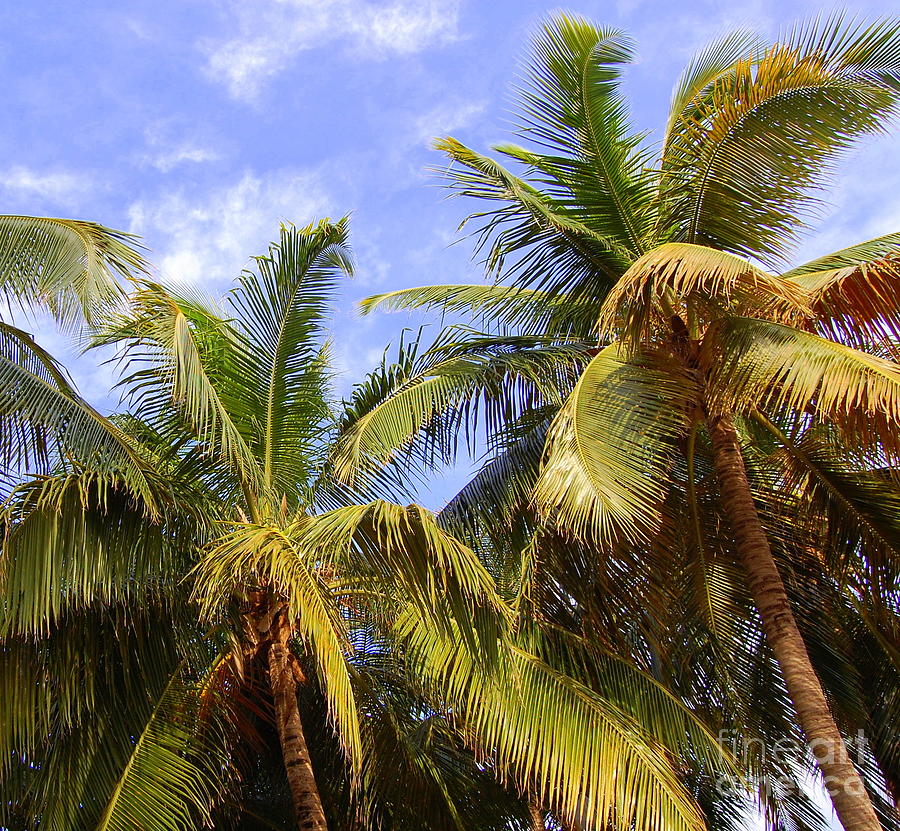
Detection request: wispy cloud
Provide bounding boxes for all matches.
[0,165,93,208]
[139,121,223,173]
[201,0,461,101]
[411,99,485,148]
[144,144,221,173]
[127,169,334,285]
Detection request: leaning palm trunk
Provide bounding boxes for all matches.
[707,414,881,831]
[267,635,329,831]
[527,797,546,831]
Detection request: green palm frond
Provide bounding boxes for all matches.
[291,501,507,651]
[435,137,630,296]
[438,416,548,546]
[707,316,900,456]
[0,216,146,328]
[513,15,654,257]
[781,231,900,277]
[361,283,599,336]
[93,667,227,831]
[663,30,764,150]
[754,413,900,590]
[0,328,161,509]
[100,280,263,493]
[397,611,711,831]
[0,475,193,635]
[1,600,212,831]
[226,220,352,501]
[535,343,697,544]
[333,331,587,483]
[661,17,900,262]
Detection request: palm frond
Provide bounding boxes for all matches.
[361,283,598,337]
[397,612,711,831]
[191,521,362,765]
[93,667,226,831]
[99,280,263,493]
[597,243,809,342]
[291,501,507,653]
[707,316,900,457]
[786,253,900,352]
[0,474,195,636]
[781,231,900,277]
[435,138,629,297]
[226,220,352,501]
[663,30,764,150]
[0,328,161,509]
[333,331,587,483]
[660,18,900,263]
[535,343,696,544]
[753,413,900,592]
[513,15,654,256]
[0,215,146,328]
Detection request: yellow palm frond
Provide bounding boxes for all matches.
[597,243,809,342]
[534,343,697,544]
[708,316,900,457]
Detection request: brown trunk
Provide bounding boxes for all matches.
[267,634,329,831]
[707,414,881,831]
[528,797,546,831]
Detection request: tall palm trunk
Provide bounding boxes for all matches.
[267,637,329,831]
[528,797,547,831]
[707,414,881,831]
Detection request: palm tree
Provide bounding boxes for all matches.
[2,219,724,831]
[333,16,900,831]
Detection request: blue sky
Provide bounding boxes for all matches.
[4,0,900,511]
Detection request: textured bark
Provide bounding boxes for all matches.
[267,633,328,831]
[707,414,881,831]
[527,798,546,831]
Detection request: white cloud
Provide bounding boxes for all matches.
[127,169,333,285]
[145,144,222,173]
[411,100,485,148]
[140,121,223,173]
[202,0,461,101]
[0,165,93,207]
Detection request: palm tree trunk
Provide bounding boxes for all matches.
[707,414,881,831]
[528,797,546,831]
[267,640,329,831]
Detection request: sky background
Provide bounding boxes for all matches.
[4,0,900,514]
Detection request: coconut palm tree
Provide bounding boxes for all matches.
[1,219,725,831]
[333,16,900,831]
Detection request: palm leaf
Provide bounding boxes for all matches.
[707,315,900,457]
[535,343,697,544]
[0,328,160,509]
[663,30,764,150]
[291,501,506,653]
[361,283,598,336]
[333,332,587,483]
[436,138,629,296]
[191,521,363,766]
[100,281,263,494]
[781,231,900,277]
[597,242,809,342]
[396,612,710,831]
[512,15,653,256]
[0,215,146,328]
[786,253,900,352]
[660,18,900,263]
[94,667,226,831]
[225,220,352,501]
